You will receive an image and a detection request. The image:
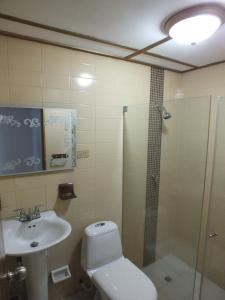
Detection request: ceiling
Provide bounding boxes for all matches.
[0,0,225,72]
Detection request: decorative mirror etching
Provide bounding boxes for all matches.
[0,107,77,176]
[0,107,43,175]
[44,108,77,170]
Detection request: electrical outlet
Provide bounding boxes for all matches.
[77,150,90,159]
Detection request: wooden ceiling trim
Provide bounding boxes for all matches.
[0,13,137,52]
[124,37,171,59]
[144,52,197,68]
[0,13,197,72]
[181,59,225,73]
[0,30,182,73]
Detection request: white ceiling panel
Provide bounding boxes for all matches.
[0,0,223,49]
[0,0,225,69]
[149,24,225,66]
[0,19,134,57]
[132,54,192,72]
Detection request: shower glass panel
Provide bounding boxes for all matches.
[123,97,211,300]
[200,97,225,300]
[123,103,149,266]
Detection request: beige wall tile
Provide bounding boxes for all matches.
[42,45,70,75]
[43,88,70,104]
[69,90,94,105]
[0,192,16,219]
[9,70,42,87]
[76,144,95,169]
[15,187,46,210]
[74,168,95,195]
[0,178,15,193]
[75,104,95,118]
[9,85,43,106]
[0,34,150,300]
[14,175,46,190]
[0,36,8,69]
[44,172,72,187]
[70,51,96,79]
[0,68,8,84]
[77,117,95,131]
[8,38,41,72]
[0,85,10,104]
[77,130,95,144]
[95,130,121,143]
[0,36,8,68]
[42,73,70,89]
[70,61,96,79]
[95,152,122,167]
[164,71,182,100]
[96,105,122,118]
[96,117,122,131]
[70,76,96,93]
[95,142,121,154]
[0,191,16,208]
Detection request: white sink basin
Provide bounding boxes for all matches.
[2,210,71,256]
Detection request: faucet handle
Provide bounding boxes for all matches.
[14,208,25,212]
[14,208,27,221]
[14,208,26,215]
[34,204,43,210]
[33,205,43,218]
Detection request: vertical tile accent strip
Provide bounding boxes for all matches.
[144,66,164,265]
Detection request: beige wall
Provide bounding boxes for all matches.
[164,70,183,100]
[165,62,225,99]
[182,62,225,98]
[0,35,150,299]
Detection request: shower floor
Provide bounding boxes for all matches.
[143,254,225,300]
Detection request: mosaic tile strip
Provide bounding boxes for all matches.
[144,66,164,265]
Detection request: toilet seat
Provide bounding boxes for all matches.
[92,257,157,300]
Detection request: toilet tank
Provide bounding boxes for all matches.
[81,221,123,271]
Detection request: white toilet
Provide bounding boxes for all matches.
[81,221,157,300]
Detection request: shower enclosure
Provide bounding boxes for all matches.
[123,96,225,300]
[200,97,225,300]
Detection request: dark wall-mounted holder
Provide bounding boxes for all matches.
[58,183,77,200]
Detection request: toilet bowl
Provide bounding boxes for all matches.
[81,221,157,300]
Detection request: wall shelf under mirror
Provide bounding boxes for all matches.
[0,106,77,177]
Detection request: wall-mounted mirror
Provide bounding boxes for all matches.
[0,107,77,176]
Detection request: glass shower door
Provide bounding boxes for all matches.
[200,97,225,300]
[143,97,211,300]
[123,97,211,300]
[123,103,149,267]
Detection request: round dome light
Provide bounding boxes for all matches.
[164,4,225,45]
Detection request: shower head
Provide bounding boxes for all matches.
[158,106,172,120]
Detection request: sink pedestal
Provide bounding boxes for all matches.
[2,211,71,300]
[23,250,48,300]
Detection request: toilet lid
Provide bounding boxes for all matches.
[92,258,157,300]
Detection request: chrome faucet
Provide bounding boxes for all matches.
[14,206,42,222]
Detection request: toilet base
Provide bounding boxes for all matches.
[94,290,100,300]
[94,289,108,300]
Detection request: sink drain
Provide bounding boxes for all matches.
[30,241,39,248]
[164,276,172,282]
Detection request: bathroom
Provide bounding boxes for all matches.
[0,1,225,300]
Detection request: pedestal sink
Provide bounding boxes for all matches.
[2,210,72,300]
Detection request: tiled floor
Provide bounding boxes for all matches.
[143,254,225,300]
[63,291,93,300]
[64,255,225,300]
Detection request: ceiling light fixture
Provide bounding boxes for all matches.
[164,4,225,45]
